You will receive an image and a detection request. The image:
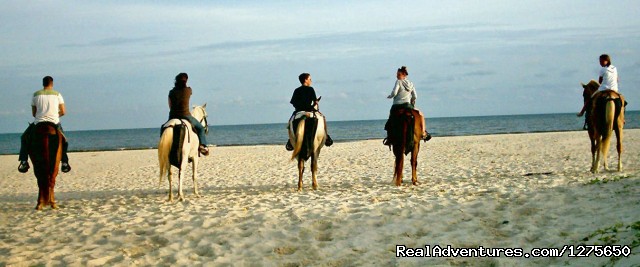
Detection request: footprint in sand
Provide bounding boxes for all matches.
[315,232,333,242]
[274,246,297,255]
[313,220,334,241]
[26,237,43,244]
[194,245,215,257]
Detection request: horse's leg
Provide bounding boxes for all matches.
[177,168,185,202]
[411,143,420,186]
[50,134,61,209]
[167,168,173,202]
[394,149,404,186]
[589,131,597,171]
[615,125,623,172]
[311,154,318,190]
[192,158,201,197]
[592,138,602,174]
[297,159,304,191]
[36,176,46,210]
[49,185,58,209]
[602,134,612,171]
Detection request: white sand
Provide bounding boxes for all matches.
[0,130,638,266]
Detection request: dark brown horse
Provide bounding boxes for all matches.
[581,80,625,173]
[28,122,64,210]
[387,108,423,186]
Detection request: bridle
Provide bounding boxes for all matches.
[194,106,209,134]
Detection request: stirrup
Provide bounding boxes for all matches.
[423,132,432,142]
[61,162,71,173]
[325,135,333,147]
[18,161,30,173]
[199,145,209,156]
[285,140,294,151]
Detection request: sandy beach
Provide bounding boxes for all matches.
[0,130,638,266]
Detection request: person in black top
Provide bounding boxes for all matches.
[286,73,333,150]
[168,73,209,156]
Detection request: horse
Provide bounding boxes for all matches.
[158,104,209,201]
[288,98,326,191]
[586,87,624,173]
[28,122,64,210]
[386,108,423,186]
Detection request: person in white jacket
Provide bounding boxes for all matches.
[385,66,430,143]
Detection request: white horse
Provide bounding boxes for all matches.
[158,104,209,201]
[289,100,326,191]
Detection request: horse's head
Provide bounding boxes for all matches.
[581,80,600,98]
[313,96,321,111]
[192,103,209,134]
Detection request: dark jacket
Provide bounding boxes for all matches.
[290,86,317,112]
[169,87,192,118]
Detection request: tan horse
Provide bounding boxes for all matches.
[582,82,625,173]
[158,104,208,201]
[28,122,64,210]
[288,99,326,191]
[387,108,423,186]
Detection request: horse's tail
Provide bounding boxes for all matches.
[291,119,306,161]
[601,99,616,147]
[158,127,173,186]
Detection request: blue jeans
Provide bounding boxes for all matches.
[170,115,207,145]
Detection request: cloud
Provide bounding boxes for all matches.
[452,57,483,66]
[61,36,158,48]
[463,70,495,77]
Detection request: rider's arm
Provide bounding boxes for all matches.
[31,106,36,117]
[58,104,66,117]
[599,76,603,85]
[168,97,172,109]
[411,86,417,103]
[387,80,401,98]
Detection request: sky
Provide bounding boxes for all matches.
[1,0,638,133]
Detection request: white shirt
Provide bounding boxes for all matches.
[32,89,64,124]
[598,65,618,91]
[388,79,417,105]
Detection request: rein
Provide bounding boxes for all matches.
[194,106,209,134]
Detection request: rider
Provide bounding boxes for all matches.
[18,76,71,173]
[577,54,626,126]
[168,73,209,156]
[385,66,430,144]
[285,73,333,151]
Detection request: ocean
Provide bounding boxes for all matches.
[1,111,638,155]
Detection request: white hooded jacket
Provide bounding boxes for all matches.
[388,79,417,105]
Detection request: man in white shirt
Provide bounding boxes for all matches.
[18,76,71,173]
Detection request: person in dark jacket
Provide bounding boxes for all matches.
[168,73,209,156]
[286,73,333,150]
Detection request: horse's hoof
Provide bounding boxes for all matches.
[51,203,59,209]
[35,205,43,210]
[312,185,318,190]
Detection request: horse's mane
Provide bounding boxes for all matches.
[583,80,600,95]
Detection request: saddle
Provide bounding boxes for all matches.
[161,119,192,168]
[384,108,416,155]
